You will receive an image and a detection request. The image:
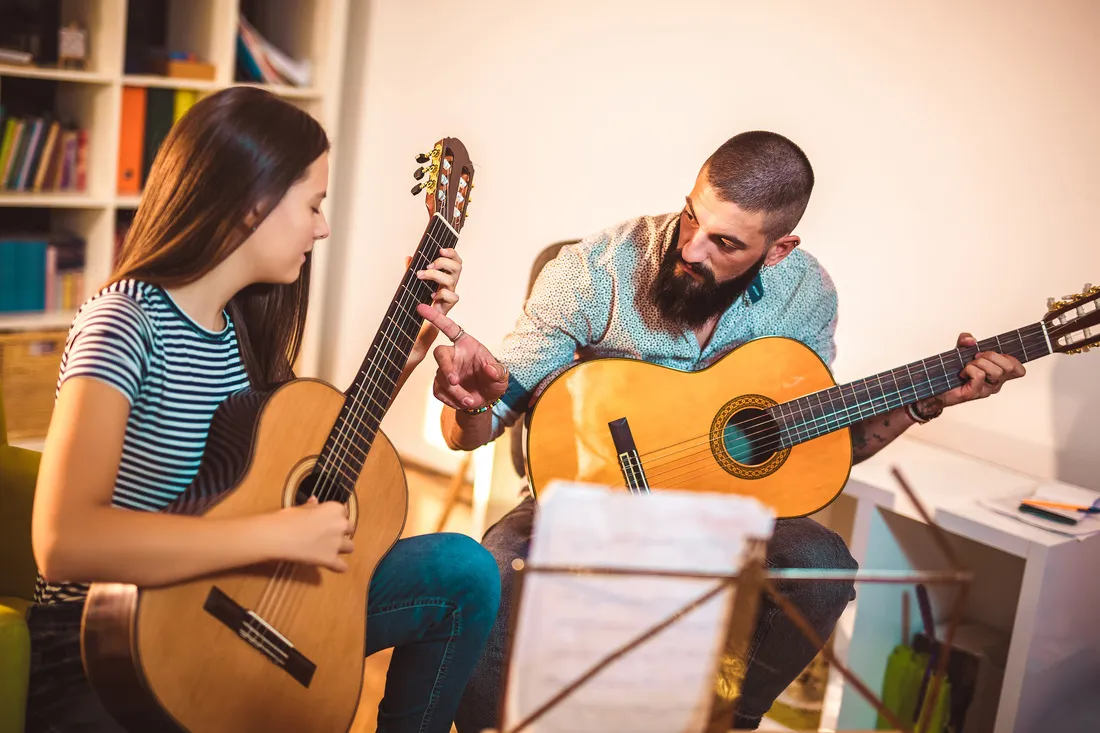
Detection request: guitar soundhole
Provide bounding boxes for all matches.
[283,458,360,534]
[293,472,344,506]
[722,408,779,466]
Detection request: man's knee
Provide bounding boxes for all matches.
[767,517,858,610]
[482,497,537,565]
[768,517,857,571]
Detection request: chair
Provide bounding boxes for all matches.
[508,240,578,479]
[434,240,578,532]
[0,380,41,733]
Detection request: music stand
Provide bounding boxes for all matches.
[494,467,972,733]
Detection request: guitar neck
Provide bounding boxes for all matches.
[317,214,459,488]
[771,322,1052,448]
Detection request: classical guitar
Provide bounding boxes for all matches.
[81,139,475,732]
[526,285,1100,518]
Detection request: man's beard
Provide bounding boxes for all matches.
[650,237,767,329]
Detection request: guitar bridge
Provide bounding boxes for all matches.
[608,418,650,495]
[203,586,316,687]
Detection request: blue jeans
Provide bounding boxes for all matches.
[25,532,500,733]
[453,497,857,732]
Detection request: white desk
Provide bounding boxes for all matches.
[816,435,1100,733]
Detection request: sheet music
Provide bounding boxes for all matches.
[502,482,775,733]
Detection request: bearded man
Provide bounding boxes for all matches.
[424,131,1025,731]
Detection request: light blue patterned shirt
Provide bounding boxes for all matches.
[490,212,838,440]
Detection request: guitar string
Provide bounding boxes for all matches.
[262,226,447,625]
[258,219,452,625]
[615,336,1032,491]
[633,328,1047,475]
[640,331,1049,484]
[645,311,1085,467]
[644,371,966,486]
[268,216,457,625]
[635,332,1050,488]
[642,360,1054,494]
[261,234,442,626]
[316,216,451,501]
[642,350,1002,479]
[638,326,1046,466]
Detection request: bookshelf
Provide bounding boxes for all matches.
[0,0,350,380]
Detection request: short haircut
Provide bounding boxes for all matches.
[703,131,814,241]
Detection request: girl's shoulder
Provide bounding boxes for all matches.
[68,279,162,340]
[58,280,165,405]
[76,278,162,316]
[66,279,215,346]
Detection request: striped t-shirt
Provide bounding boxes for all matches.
[34,279,251,605]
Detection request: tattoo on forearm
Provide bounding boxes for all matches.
[850,411,905,462]
[850,423,869,453]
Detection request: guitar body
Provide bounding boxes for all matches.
[82,379,408,732]
[525,336,852,519]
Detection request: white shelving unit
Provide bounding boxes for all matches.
[0,0,350,377]
[814,435,1100,733]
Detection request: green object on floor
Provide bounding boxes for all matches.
[877,644,951,732]
[765,698,820,731]
[0,381,43,733]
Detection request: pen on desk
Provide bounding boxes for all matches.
[1019,499,1100,513]
[1018,504,1079,526]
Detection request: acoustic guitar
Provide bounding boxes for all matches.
[525,284,1100,518]
[80,138,475,732]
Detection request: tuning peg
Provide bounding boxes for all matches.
[416,153,430,164]
[411,181,426,196]
[1085,283,1094,293]
[413,167,426,181]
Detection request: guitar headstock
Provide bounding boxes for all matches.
[411,137,475,233]
[1044,282,1100,354]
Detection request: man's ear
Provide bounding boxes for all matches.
[765,235,800,266]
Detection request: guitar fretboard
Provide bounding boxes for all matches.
[314,215,458,500]
[770,323,1051,448]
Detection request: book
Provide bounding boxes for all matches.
[0,232,86,313]
[979,482,1100,540]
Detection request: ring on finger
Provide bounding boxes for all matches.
[984,375,998,386]
[450,328,466,343]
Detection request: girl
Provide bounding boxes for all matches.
[26,86,501,733]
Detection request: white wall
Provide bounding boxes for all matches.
[322,0,1100,488]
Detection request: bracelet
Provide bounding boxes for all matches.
[905,403,929,424]
[461,398,501,415]
[905,400,942,424]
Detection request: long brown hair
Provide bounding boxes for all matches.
[111,86,330,388]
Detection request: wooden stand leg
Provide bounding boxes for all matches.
[436,452,473,533]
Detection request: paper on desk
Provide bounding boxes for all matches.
[978,482,1100,540]
[501,481,776,733]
